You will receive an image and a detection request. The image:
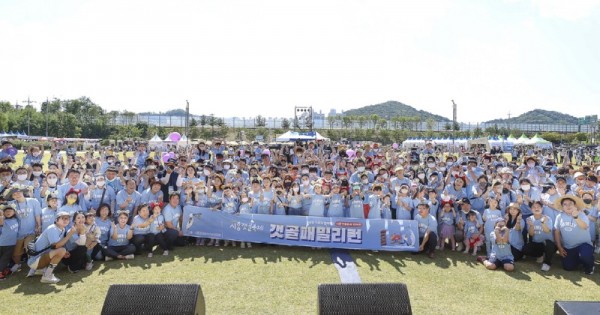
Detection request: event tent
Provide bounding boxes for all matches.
[275,131,329,142]
[149,134,163,146]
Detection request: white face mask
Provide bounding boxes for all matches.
[32,171,42,177]
[47,177,58,185]
[301,169,309,174]
[32,152,41,157]
[527,162,535,168]
[224,164,231,170]
[107,159,115,164]
[446,162,453,166]
[439,167,446,172]
[394,186,401,192]
[357,166,365,172]
[400,188,408,194]
[417,174,425,179]
[451,171,459,177]
[242,197,249,203]
[427,163,435,168]
[203,170,211,176]
[302,180,309,185]
[17,174,27,181]
[521,184,530,191]
[96,180,105,187]
[362,179,369,184]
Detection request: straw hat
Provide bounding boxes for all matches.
[553,195,585,211]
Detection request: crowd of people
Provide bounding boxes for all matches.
[0,139,598,284]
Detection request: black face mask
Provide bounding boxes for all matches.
[284,181,292,189]
[583,199,593,205]
[502,188,509,194]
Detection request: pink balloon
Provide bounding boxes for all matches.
[162,153,170,163]
[169,132,181,142]
[169,152,175,159]
[262,149,270,156]
[392,143,399,149]
[346,149,355,158]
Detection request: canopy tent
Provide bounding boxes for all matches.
[526,134,553,149]
[467,137,491,151]
[177,135,190,147]
[275,131,329,142]
[506,134,517,142]
[148,134,163,146]
[514,134,530,145]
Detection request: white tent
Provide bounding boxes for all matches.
[275,131,329,142]
[149,134,163,146]
[527,134,553,149]
[178,135,190,147]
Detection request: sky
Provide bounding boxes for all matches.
[1,0,599,123]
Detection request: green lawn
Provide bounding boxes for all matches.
[0,245,597,315]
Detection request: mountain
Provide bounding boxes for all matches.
[342,101,451,121]
[485,109,579,125]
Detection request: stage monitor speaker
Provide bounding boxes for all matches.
[101,284,205,315]
[554,301,600,315]
[318,283,412,315]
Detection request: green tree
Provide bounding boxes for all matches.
[255,115,266,127]
[370,114,379,129]
[327,116,336,130]
[281,118,291,129]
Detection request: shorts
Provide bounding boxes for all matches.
[468,235,483,248]
[27,251,52,270]
[14,235,36,257]
[490,257,514,268]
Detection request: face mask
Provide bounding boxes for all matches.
[129,172,137,177]
[400,188,409,194]
[203,170,211,176]
[427,163,435,168]
[33,152,41,157]
[442,195,450,201]
[301,169,309,174]
[302,180,309,185]
[417,174,425,179]
[17,174,27,181]
[583,199,593,205]
[381,174,388,179]
[502,188,509,194]
[107,160,114,164]
[451,171,459,177]
[446,162,453,166]
[430,178,437,183]
[224,165,231,170]
[242,198,249,203]
[527,162,535,168]
[394,186,401,192]
[32,171,42,177]
[439,167,446,172]
[479,182,487,188]
[362,179,369,184]
[67,197,77,205]
[357,166,365,172]
[47,178,58,185]
[521,184,530,191]
[96,180,105,187]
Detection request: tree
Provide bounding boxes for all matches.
[357,116,367,129]
[370,114,379,129]
[200,115,207,129]
[342,116,353,129]
[327,116,336,130]
[281,118,290,129]
[255,115,266,127]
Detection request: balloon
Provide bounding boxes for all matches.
[346,149,355,158]
[262,149,270,156]
[6,147,17,157]
[162,153,170,163]
[169,152,175,159]
[169,132,181,142]
[392,143,399,149]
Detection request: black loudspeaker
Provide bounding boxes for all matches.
[101,284,205,315]
[318,283,412,315]
[554,301,600,315]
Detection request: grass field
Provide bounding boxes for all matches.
[0,245,597,315]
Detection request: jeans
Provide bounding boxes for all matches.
[63,245,87,271]
[0,245,15,271]
[561,243,595,273]
[103,244,136,258]
[132,233,168,254]
[419,233,438,254]
[522,240,557,265]
[164,228,187,250]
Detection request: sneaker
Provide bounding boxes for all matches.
[456,243,463,251]
[240,242,246,249]
[125,254,135,260]
[85,262,93,271]
[105,256,114,261]
[536,256,544,263]
[196,239,205,246]
[163,250,169,256]
[10,264,21,273]
[26,269,37,277]
[67,266,79,273]
[214,240,220,247]
[463,248,469,254]
[585,266,595,275]
[232,241,236,247]
[541,264,551,272]
[147,253,153,258]
[247,243,252,248]
[40,274,60,284]
[206,240,214,246]
[435,245,440,250]
[35,268,45,276]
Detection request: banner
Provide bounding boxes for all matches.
[182,206,419,252]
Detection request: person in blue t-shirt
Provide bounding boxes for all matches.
[553,195,595,275]
[415,202,438,258]
[0,205,19,280]
[483,218,515,272]
[104,212,135,260]
[522,201,556,272]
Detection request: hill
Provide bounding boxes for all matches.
[342,101,451,121]
[485,109,578,125]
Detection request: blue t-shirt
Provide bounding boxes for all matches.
[95,217,113,245]
[415,214,438,238]
[149,214,166,234]
[28,224,65,262]
[132,215,150,235]
[0,217,19,246]
[108,224,131,247]
[554,213,592,249]
[528,215,554,243]
[41,207,57,232]
[116,190,142,216]
[489,230,513,261]
[14,198,42,239]
[163,204,182,230]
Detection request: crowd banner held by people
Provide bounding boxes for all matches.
[182,206,419,251]
[0,138,598,283]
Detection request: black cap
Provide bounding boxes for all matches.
[460,197,470,205]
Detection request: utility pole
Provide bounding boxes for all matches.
[22,97,37,135]
[45,97,49,136]
[185,100,190,139]
[451,100,457,152]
